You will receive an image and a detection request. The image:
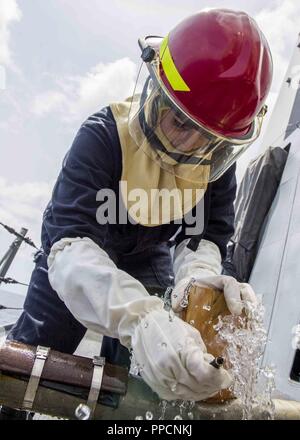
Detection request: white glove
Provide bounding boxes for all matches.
[47,237,162,347]
[132,309,232,401]
[48,236,231,401]
[172,239,257,315]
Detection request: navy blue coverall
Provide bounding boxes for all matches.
[8,106,236,368]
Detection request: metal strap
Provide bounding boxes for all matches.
[86,356,105,419]
[23,345,50,410]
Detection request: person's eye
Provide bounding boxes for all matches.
[173,117,182,128]
[173,117,189,130]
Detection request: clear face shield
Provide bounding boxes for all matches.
[128,36,268,184]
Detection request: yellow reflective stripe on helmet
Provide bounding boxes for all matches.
[160,35,191,92]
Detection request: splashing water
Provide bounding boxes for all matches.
[187,411,194,420]
[213,297,276,420]
[75,404,91,420]
[146,411,153,420]
[132,287,275,420]
[178,400,195,419]
[158,400,168,420]
[203,305,211,311]
[157,399,195,420]
[129,349,143,376]
[170,383,177,392]
[169,309,175,322]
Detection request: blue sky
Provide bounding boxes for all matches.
[0,0,299,294]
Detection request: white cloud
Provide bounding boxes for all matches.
[0,177,53,293]
[0,0,21,66]
[235,1,300,181]
[0,177,52,244]
[30,3,300,127]
[31,57,137,121]
[31,90,67,117]
[255,1,300,95]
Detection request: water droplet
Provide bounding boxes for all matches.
[211,296,276,420]
[189,320,195,326]
[169,310,175,322]
[144,321,149,328]
[158,400,168,420]
[130,365,140,376]
[160,342,167,349]
[203,304,211,311]
[174,415,182,420]
[187,412,194,420]
[75,404,91,420]
[145,411,153,420]
[135,416,143,420]
[212,413,216,419]
[171,383,177,392]
[129,352,141,376]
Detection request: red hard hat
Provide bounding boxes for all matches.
[159,9,273,138]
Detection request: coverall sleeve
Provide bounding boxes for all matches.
[174,164,237,261]
[43,115,118,251]
[202,163,237,260]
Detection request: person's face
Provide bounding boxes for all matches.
[160,108,211,153]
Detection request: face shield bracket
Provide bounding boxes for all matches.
[138,36,162,63]
[141,46,156,63]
